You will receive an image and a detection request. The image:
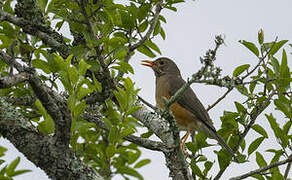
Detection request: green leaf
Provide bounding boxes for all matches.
[74,101,86,117]
[113,89,127,111]
[35,100,55,134]
[108,126,118,144]
[119,167,143,180]
[92,73,102,93]
[0,146,7,157]
[76,85,92,100]
[144,40,161,54]
[235,85,249,96]
[134,159,151,168]
[126,106,141,116]
[266,114,280,139]
[269,40,288,56]
[159,27,166,40]
[68,66,79,85]
[239,40,259,57]
[138,21,148,33]
[37,115,55,135]
[120,127,135,139]
[248,137,265,156]
[128,150,141,164]
[252,124,268,138]
[112,61,134,74]
[190,161,204,178]
[233,64,250,77]
[78,59,90,76]
[217,149,231,169]
[0,165,7,176]
[271,171,285,180]
[203,161,213,175]
[258,29,264,45]
[153,21,161,36]
[10,169,31,177]
[36,0,48,13]
[278,49,291,92]
[256,152,267,168]
[283,121,291,135]
[270,56,280,74]
[137,45,156,58]
[106,145,116,158]
[234,101,247,113]
[140,131,153,138]
[6,157,20,176]
[249,81,257,93]
[274,97,292,120]
[31,59,51,74]
[252,174,265,180]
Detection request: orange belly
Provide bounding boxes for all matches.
[170,102,198,130]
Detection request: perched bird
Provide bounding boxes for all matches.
[142,57,236,159]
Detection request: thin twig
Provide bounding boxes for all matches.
[230,155,292,180]
[118,0,163,77]
[127,0,163,55]
[284,156,292,179]
[206,88,233,111]
[234,89,276,151]
[138,95,156,111]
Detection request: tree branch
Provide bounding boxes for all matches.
[284,158,291,179]
[230,155,292,180]
[0,9,69,57]
[132,102,192,180]
[0,48,72,147]
[206,88,233,111]
[82,111,168,152]
[234,89,276,151]
[128,0,163,54]
[0,49,24,72]
[119,0,163,77]
[29,74,72,147]
[0,72,29,88]
[0,98,103,180]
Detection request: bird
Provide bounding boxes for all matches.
[141,57,236,159]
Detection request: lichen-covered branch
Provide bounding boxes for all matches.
[0,48,72,147]
[0,9,69,57]
[0,72,29,88]
[0,98,103,180]
[0,49,24,72]
[132,103,192,180]
[29,74,72,147]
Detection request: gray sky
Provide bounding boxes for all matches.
[1,0,292,179]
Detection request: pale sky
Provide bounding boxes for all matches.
[1,0,292,179]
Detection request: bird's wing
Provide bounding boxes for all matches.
[167,75,216,133]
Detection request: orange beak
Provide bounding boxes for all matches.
[141,60,154,67]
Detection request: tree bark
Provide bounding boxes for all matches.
[0,98,104,180]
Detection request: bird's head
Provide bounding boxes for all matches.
[141,57,181,77]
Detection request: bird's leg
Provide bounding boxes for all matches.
[180,131,190,153]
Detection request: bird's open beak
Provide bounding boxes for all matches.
[141,60,154,67]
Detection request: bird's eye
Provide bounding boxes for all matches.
[159,61,164,65]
